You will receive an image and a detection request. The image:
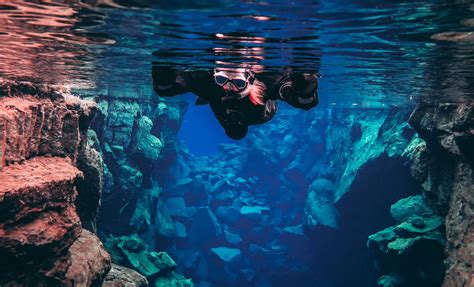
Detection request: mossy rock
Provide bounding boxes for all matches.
[394,216,443,236]
[378,274,402,287]
[390,195,434,223]
[105,234,177,278]
[154,272,194,287]
[367,226,397,253]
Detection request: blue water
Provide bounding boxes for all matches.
[178,93,234,155]
[0,1,472,286]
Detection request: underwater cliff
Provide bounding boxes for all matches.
[0,81,472,287]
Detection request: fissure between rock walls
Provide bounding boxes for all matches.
[0,81,472,287]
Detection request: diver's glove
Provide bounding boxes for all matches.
[278,72,319,111]
[152,67,188,97]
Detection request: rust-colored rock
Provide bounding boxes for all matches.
[0,81,97,169]
[0,156,82,272]
[76,137,104,233]
[0,205,81,266]
[0,111,6,170]
[103,264,149,287]
[45,229,112,286]
[0,156,82,224]
[0,82,116,286]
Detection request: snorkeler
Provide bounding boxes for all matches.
[152,65,276,139]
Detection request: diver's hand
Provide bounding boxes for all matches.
[288,92,318,111]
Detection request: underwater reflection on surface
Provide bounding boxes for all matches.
[0,0,473,104]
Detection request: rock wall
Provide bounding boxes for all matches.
[409,103,473,287]
[91,94,472,287]
[0,82,148,286]
[91,96,193,286]
[368,102,473,287]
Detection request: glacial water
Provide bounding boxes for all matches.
[0,1,473,287]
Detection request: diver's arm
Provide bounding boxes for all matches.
[260,72,319,111]
[280,88,319,111]
[152,66,189,97]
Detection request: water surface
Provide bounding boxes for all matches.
[0,0,473,105]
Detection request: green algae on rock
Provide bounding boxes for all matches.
[105,234,177,278]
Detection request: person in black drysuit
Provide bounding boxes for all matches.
[152,66,319,139]
[152,66,276,139]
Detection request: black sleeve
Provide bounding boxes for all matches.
[152,66,189,97]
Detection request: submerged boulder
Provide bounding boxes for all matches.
[188,207,223,245]
[368,195,446,287]
[239,205,269,221]
[153,272,194,287]
[50,229,112,286]
[304,179,339,232]
[105,234,177,278]
[103,264,149,287]
[130,116,163,161]
[390,195,434,223]
[210,247,242,264]
[0,157,83,273]
[208,247,243,284]
[224,230,242,246]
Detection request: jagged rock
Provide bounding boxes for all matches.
[173,250,208,282]
[151,101,188,149]
[188,207,222,244]
[210,247,241,264]
[208,247,242,284]
[103,100,140,148]
[215,206,241,225]
[224,230,242,245]
[368,194,446,287]
[0,157,82,267]
[0,87,97,167]
[155,199,176,245]
[390,195,434,223]
[165,197,187,217]
[239,205,269,221]
[394,216,443,237]
[409,103,474,287]
[377,274,403,287]
[1,227,111,286]
[279,134,298,159]
[0,86,113,286]
[169,177,208,206]
[153,272,193,287]
[279,225,306,245]
[214,190,237,204]
[209,179,234,194]
[76,135,104,232]
[104,234,177,278]
[0,205,81,267]
[240,268,256,282]
[130,116,163,161]
[174,222,187,239]
[103,264,149,287]
[304,179,339,232]
[46,229,111,286]
[117,161,143,194]
[0,157,81,224]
